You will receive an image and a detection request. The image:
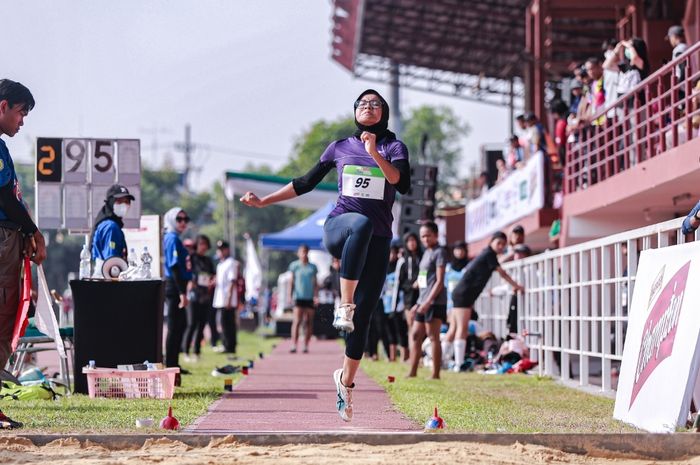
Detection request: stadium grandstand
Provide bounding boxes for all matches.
[330,0,700,394]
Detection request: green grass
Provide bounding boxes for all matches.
[5,331,279,433]
[361,360,638,433]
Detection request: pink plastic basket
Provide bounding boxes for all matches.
[82,367,179,399]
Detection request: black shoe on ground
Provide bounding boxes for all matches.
[0,412,22,429]
[180,368,191,375]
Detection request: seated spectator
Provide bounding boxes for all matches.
[496,333,529,365]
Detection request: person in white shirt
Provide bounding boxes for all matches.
[213,240,239,354]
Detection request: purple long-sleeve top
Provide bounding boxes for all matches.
[292,135,410,238]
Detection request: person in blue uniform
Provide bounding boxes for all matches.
[90,184,135,262]
[0,79,46,430]
[163,207,192,378]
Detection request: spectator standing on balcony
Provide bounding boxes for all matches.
[495,158,508,184]
[604,38,650,102]
[506,135,524,170]
[667,26,688,82]
[474,171,490,198]
[584,57,618,125]
[525,113,547,154]
[552,100,569,169]
[569,80,583,115]
[500,225,526,264]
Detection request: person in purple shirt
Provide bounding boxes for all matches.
[241,89,410,422]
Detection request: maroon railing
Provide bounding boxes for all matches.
[566,41,700,193]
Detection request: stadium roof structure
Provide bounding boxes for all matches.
[330,0,628,110]
[331,0,529,106]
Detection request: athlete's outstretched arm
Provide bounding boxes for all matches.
[240,182,297,208]
[240,161,335,208]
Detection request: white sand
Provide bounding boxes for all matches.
[1,436,698,465]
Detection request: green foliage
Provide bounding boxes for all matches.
[277,117,357,182]
[401,105,469,189]
[140,168,182,216]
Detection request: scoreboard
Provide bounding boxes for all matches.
[35,138,141,231]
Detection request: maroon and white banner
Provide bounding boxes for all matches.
[614,241,700,432]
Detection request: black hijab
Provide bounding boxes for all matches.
[89,195,124,252]
[353,89,396,142]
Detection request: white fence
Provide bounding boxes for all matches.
[474,217,696,394]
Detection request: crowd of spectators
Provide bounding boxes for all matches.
[363,224,533,376]
[475,25,693,198]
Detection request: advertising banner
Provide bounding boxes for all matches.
[466,152,544,242]
[614,241,700,432]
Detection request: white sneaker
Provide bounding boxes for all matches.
[333,303,356,333]
[333,368,354,422]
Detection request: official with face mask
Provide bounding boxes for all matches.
[90,184,135,261]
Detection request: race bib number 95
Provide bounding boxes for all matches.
[341,165,385,200]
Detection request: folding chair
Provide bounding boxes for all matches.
[10,320,73,392]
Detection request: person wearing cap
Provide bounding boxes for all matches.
[667,25,688,81]
[212,240,239,354]
[90,184,135,262]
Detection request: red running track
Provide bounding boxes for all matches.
[187,339,420,433]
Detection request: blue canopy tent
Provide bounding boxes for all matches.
[260,202,335,251]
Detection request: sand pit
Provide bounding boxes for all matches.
[2,436,700,465]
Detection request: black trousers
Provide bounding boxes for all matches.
[165,285,187,368]
[183,299,210,355]
[219,307,238,353]
[208,307,220,347]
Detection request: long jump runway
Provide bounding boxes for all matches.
[186,339,419,433]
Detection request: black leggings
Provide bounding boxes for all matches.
[165,284,187,368]
[183,300,210,355]
[323,213,391,360]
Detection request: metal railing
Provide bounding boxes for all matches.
[474,217,696,393]
[566,41,700,193]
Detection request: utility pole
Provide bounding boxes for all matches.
[174,123,195,191]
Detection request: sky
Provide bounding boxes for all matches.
[5,0,511,191]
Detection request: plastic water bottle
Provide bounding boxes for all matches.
[140,246,152,279]
[79,244,91,279]
[128,248,137,269]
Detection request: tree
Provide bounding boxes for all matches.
[277,118,357,181]
[400,105,470,190]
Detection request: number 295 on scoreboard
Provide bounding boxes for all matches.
[36,137,116,184]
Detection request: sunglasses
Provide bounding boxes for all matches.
[176,216,190,223]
